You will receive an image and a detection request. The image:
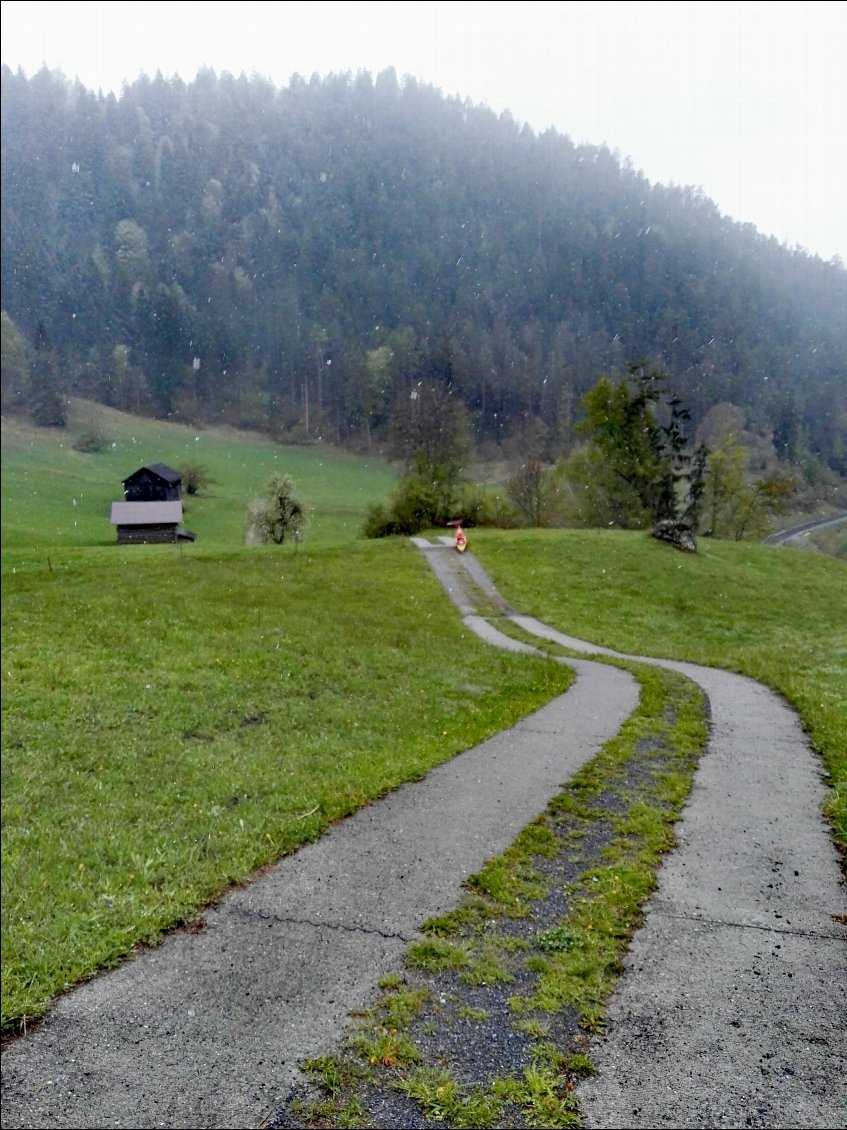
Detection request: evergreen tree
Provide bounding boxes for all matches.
[29,322,66,427]
[1,65,845,476]
[571,362,705,530]
[0,311,30,414]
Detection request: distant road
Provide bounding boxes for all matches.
[764,512,847,545]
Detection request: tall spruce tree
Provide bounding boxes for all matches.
[572,362,705,531]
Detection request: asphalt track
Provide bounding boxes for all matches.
[1,540,844,1129]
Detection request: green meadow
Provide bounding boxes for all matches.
[1,401,398,553]
[469,527,846,780]
[2,405,845,1034]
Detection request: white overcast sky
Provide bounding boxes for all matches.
[2,0,845,262]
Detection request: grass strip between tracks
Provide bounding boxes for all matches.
[275,654,707,1129]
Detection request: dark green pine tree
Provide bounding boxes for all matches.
[29,322,67,427]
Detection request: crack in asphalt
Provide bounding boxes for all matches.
[231,905,414,942]
[648,906,846,941]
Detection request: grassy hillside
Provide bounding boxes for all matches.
[1,400,398,554]
[2,412,844,1033]
[2,537,576,1029]
[0,411,575,1027]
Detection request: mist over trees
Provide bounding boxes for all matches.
[2,64,845,478]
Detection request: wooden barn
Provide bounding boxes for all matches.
[110,464,195,544]
[110,501,195,545]
[122,463,183,502]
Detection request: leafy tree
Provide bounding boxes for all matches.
[506,460,565,527]
[382,378,472,529]
[113,219,152,288]
[388,380,471,483]
[754,471,795,517]
[576,364,667,521]
[700,432,778,541]
[562,443,642,528]
[249,475,306,545]
[570,363,706,531]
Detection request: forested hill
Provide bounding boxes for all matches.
[2,65,845,471]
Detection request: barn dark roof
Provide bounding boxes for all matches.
[122,463,182,485]
[110,501,183,526]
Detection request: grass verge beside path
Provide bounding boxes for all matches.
[469,528,847,853]
[1,540,573,1031]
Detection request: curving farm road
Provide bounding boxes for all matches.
[1,539,844,1130]
[416,536,846,1129]
[0,555,640,1130]
[764,511,847,547]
